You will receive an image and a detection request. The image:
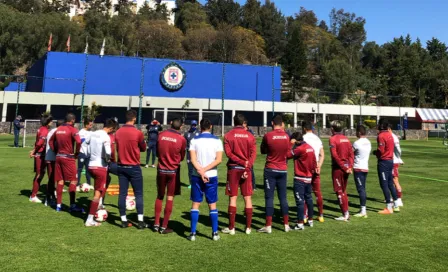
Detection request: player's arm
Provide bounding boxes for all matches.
[224,135,246,167]
[376,135,385,159]
[318,146,325,168]
[138,131,147,152]
[103,134,112,162]
[73,129,82,156]
[348,142,355,169]
[260,135,268,155]
[329,138,348,171]
[202,140,224,172]
[180,138,187,161]
[49,131,56,152]
[248,136,257,168]
[395,140,402,157]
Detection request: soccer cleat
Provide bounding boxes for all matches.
[221,228,236,235]
[29,196,42,203]
[137,221,147,230]
[284,224,291,232]
[334,216,349,222]
[159,227,174,234]
[257,226,272,234]
[306,220,314,228]
[393,207,400,212]
[151,165,156,168]
[353,213,368,218]
[69,205,85,213]
[245,228,251,235]
[318,216,325,223]
[56,206,62,212]
[293,223,305,231]
[152,224,160,232]
[378,208,393,215]
[396,199,404,207]
[212,232,221,241]
[121,221,132,228]
[145,165,149,168]
[85,221,101,227]
[187,233,197,241]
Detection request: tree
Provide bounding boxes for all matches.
[296,7,318,26]
[282,22,307,90]
[318,20,328,31]
[78,102,102,122]
[0,0,42,13]
[427,38,447,61]
[183,26,217,60]
[322,58,357,102]
[241,0,262,33]
[176,1,208,33]
[138,20,185,59]
[138,2,169,22]
[259,0,286,63]
[205,0,241,27]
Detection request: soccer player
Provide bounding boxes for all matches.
[100,118,119,209]
[29,113,53,203]
[44,119,63,207]
[49,113,83,212]
[389,125,404,206]
[13,115,23,148]
[222,114,257,235]
[153,118,186,234]
[302,120,325,223]
[184,120,199,189]
[187,119,223,242]
[145,119,162,168]
[290,132,317,230]
[77,118,93,191]
[258,114,292,233]
[84,118,117,227]
[329,120,354,221]
[376,119,402,214]
[352,125,371,218]
[115,110,147,229]
[243,120,257,191]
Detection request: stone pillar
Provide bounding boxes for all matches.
[163,108,168,125]
[263,111,267,127]
[198,108,203,123]
[322,113,327,128]
[1,103,7,122]
[350,114,354,129]
[294,108,298,128]
[46,104,51,113]
[232,110,236,126]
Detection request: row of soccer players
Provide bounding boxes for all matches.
[28,111,403,240]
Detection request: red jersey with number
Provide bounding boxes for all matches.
[377,130,394,161]
[157,129,187,171]
[33,126,49,155]
[224,126,257,169]
[261,129,292,171]
[292,142,317,183]
[115,125,147,166]
[49,123,81,156]
[329,133,354,171]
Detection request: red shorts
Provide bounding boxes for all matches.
[312,173,321,193]
[226,168,253,197]
[55,157,77,182]
[393,164,400,178]
[46,161,55,182]
[34,156,46,176]
[332,168,348,193]
[89,167,108,192]
[157,171,181,199]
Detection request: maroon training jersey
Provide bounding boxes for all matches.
[329,133,354,171]
[157,129,187,171]
[224,126,257,169]
[260,129,292,171]
[33,126,49,155]
[109,133,116,163]
[115,125,146,166]
[292,142,317,183]
[49,123,81,156]
[377,130,394,161]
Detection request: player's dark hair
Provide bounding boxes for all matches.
[83,118,93,126]
[301,120,312,131]
[171,118,182,130]
[272,114,283,126]
[234,113,246,126]
[331,120,343,132]
[125,110,137,122]
[200,118,212,131]
[56,120,64,127]
[291,132,304,142]
[65,113,76,123]
[357,125,366,136]
[41,113,53,126]
[378,118,389,130]
[104,118,118,129]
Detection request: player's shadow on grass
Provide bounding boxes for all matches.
[347,193,384,204]
[219,210,265,232]
[252,205,289,231]
[324,198,382,213]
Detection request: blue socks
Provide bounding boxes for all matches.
[191,209,199,234]
[210,209,218,233]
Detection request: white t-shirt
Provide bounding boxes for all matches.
[45,128,57,161]
[79,128,91,155]
[353,137,372,172]
[189,132,223,178]
[87,130,111,168]
[303,132,323,162]
[391,133,404,164]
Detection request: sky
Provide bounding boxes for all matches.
[199,0,448,45]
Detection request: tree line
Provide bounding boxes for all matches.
[1,0,448,108]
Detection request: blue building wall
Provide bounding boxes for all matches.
[26,52,281,102]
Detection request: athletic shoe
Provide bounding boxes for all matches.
[137,221,147,229]
[221,228,235,235]
[378,208,393,215]
[187,185,192,189]
[245,228,251,235]
[145,165,149,168]
[353,213,368,218]
[306,220,314,228]
[396,199,404,207]
[76,186,81,192]
[29,196,42,203]
[151,165,156,168]
[121,221,132,228]
[212,232,221,241]
[159,227,173,234]
[284,224,291,232]
[187,233,196,241]
[334,216,349,221]
[152,224,160,232]
[293,223,305,231]
[257,226,272,234]
[303,217,308,224]
[393,207,400,212]
[56,206,62,212]
[85,221,101,227]
[318,216,325,223]
[69,205,85,213]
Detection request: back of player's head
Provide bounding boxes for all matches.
[104,118,118,129]
[125,110,137,122]
[291,132,304,142]
[330,120,343,133]
[271,114,283,126]
[234,114,246,126]
[65,113,76,123]
[41,113,53,126]
[301,120,313,132]
[378,118,389,130]
[171,118,182,130]
[356,125,366,136]
[200,118,212,131]
[83,118,93,126]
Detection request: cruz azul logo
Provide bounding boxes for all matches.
[160,62,187,92]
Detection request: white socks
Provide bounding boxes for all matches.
[138,214,144,222]
[121,215,127,222]
[87,214,94,222]
[361,206,366,214]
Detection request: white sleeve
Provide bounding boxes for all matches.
[395,141,402,157]
[216,139,224,152]
[189,139,196,151]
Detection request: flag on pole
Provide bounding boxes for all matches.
[84,37,89,54]
[47,33,53,52]
[66,35,71,52]
[100,38,106,57]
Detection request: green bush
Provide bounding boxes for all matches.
[364,119,377,129]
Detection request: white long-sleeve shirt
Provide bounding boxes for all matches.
[45,128,57,161]
[391,133,404,164]
[353,137,371,172]
[79,128,91,155]
[87,130,111,168]
[303,132,323,163]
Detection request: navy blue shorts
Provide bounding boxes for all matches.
[190,175,218,204]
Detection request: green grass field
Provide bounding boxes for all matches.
[1,135,447,271]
